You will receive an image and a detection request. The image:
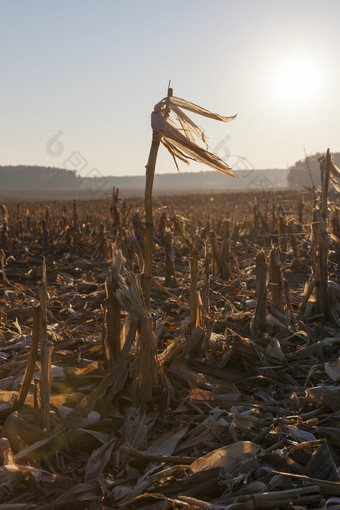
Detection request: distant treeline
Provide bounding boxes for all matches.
[0,165,81,189]
[3,155,339,191]
[0,164,288,191]
[83,168,288,191]
[287,152,340,189]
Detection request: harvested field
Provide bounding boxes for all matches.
[1,187,340,509]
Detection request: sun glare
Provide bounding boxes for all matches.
[273,58,322,105]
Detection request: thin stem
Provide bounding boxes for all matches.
[321,148,331,220]
[143,132,161,309]
[190,235,199,334]
[143,85,172,308]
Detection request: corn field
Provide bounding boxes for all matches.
[1,162,340,508]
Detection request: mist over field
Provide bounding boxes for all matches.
[0,164,287,200]
[2,151,338,200]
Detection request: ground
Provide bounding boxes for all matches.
[0,190,339,509]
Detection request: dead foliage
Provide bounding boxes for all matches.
[1,171,340,509]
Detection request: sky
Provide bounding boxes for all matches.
[1,0,340,177]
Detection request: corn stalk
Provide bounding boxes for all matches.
[39,259,52,432]
[321,148,331,220]
[143,131,162,308]
[313,209,329,318]
[143,84,237,308]
[105,250,123,364]
[252,251,268,336]
[14,306,40,411]
[190,235,199,334]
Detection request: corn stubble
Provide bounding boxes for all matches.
[2,137,340,508]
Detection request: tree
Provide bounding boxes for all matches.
[287,152,340,189]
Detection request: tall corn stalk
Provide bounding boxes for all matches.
[143,84,237,308]
[189,234,199,334]
[143,88,170,308]
[39,259,52,432]
[105,250,123,364]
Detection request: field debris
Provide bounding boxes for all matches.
[1,166,340,508]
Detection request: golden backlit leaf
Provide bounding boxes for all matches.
[161,138,194,172]
[330,160,340,180]
[152,112,234,176]
[152,95,237,175]
[162,134,234,175]
[170,103,209,147]
[169,96,237,123]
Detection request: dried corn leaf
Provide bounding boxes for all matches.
[146,424,190,456]
[152,112,234,176]
[190,440,261,473]
[324,358,340,381]
[151,95,236,176]
[84,437,115,482]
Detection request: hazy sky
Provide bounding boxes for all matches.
[1,0,340,177]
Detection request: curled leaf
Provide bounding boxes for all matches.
[151,95,237,176]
